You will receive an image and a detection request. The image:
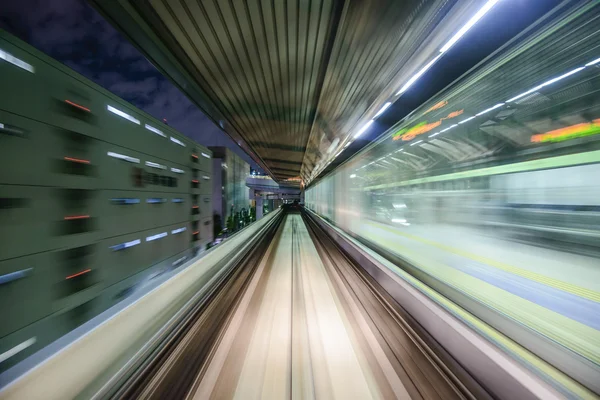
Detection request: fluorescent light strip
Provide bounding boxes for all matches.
[344,141,353,148]
[145,161,166,170]
[172,198,184,203]
[172,256,187,266]
[459,116,476,124]
[0,268,32,285]
[374,102,392,118]
[110,239,141,251]
[349,174,357,178]
[507,67,585,102]
[202,175,210,180]
[586,57,600,67]
[0,123,3,129]
[147,198,166,204]
[440,0,500,54]
[146,232,167,242]
[201,152,211,159]
[429,132,440,138]
[397,54,442,95]
[145,124,166,137]
[410,140,423,146]
[0,337,36,363]
[0,49,34,73]
[354,120,374,139]
[107,151,140,164]
[440,124,458,133]
[476,103,504,116]
[171,167,185,174]
[171,227,186,234]
[335,151,343,157]
[107,105,140,124]
[170,137,186,147]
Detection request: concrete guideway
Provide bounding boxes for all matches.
[192,213,484,399]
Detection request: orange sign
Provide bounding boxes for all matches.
[392,109,464,141]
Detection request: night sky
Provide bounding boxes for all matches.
[0,0,259,169]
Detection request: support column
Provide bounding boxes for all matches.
[256,196,263,220]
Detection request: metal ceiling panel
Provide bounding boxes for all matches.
[93,0,486,183]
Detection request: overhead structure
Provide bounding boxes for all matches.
[92,0,501,184]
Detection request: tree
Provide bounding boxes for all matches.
[213,213,222,240]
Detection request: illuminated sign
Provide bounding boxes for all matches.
[424,100,448,115]
[531,119,600,143]
[392,109,464,141]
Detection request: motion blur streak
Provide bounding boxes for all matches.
[307,3,600,392]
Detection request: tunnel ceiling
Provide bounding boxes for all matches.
[92,0,477,183]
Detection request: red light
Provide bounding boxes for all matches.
[64,156,90,164]
[192,205,199,209]
[192,231,199,235]
[64,215,90,220]
[192,179,199,183]
[65,100,91,112]
[192,154,199,159]
[66,269,91,280]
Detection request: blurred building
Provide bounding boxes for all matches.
[209,147,250,230]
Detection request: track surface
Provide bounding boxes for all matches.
[182,213,486,400]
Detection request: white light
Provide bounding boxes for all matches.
[110,239,141,251]
[459,116,476,124]
[172,256,187,266]
[410,140,423,146]
[145,161,166,170]
[0,123,4,129]
[344,141,353,148]
[507,67,585,102]
[354,120,374,139]
[393,203,406,209]
[327,138,340,154]
[374,102,392,118]
[476,103,504,116]
[440,0,501,54]
[202,175,210,180]
[335,151,343,157]
[107,105,140,124]
[201,152,211,159]
[397,54,442,95]
[171,167,185,174]
[440,124,458,133]
[429,132,440,138]
[391,218,407,223]
[350,174,357,178]
[0,337,36,363]
[0,49,34,73]
[171,227,186,234]
[586,57,600,67]
[107,151,140,163]
[146,232,167,242]
[145,124,166,137]
[170,137,186,147]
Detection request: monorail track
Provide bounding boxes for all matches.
[108,211,489,399]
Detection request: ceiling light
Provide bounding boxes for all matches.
[354,120,374,138]
[476,103,504,116]
[586,57,600,66]
[440,0,501,54]
[458,116,476,124]
[507,67,585,102]
[397,55,442,95]
[145,124,166,137]
[350,174,357,178]
[410,140,423,146]
[344,141,353,148]
[374,102,392,118]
